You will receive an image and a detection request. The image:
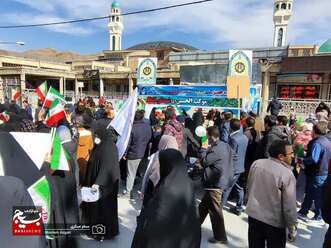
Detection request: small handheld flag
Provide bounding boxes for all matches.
[36,81,48,101]
[43,87,66,109]
[46,99,66,127]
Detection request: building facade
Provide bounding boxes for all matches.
[273,43,331,115]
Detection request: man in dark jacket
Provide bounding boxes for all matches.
[258,115,288,159]
[277,115,292,144]
[199,126,235,244]
[267,97,283,116]
[22,100,33,121]
[244,117,259,171]
[322,174,331,248]
[220,112,233,143]
[222,119,248,215]
[298,122,331,222]
[124,110,152,198]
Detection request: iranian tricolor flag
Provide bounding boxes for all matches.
[43,87,65,108]
[46,99,66,127]
[28,176,51,225]
[49,128,69,171]
[0,110,10,122]
[12,89,22,101]
[36,81,48,101]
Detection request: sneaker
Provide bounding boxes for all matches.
[208,237,228,244]
[297,212,309,222]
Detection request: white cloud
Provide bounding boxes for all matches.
[288,0,331,44]
[0,43,25,52]
[13,0,56,12]
[3,13,93,36]
[5,0,331,48]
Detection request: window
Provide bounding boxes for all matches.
[278,85,320,99]
[275,4,279,10]
[291,49,298,57]
[281,3,287,9]
[92,80,100,92]
[157,51,164,60]
[116,85,121,92]
[112,36,116,51]
[116,17,119,22]
[288,3,291,10]
[303,49,311,56]
[277,28,283,47]
[124,85,129,93]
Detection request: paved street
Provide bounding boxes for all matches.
[77,194,328,248]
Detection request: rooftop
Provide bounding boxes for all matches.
[127,41,198,51]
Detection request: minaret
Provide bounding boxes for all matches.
[108,1,123,51]
[273,0,293,47]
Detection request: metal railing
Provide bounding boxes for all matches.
[278,98,331,117]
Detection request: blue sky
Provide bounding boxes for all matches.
[0,0,330,54]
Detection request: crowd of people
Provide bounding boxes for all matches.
[0,95,331,248]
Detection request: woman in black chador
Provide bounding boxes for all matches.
[81,123,120,240]
[132,149,201,248]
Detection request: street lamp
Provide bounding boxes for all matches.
[0,41,25,46]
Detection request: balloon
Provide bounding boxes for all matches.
[195,126,207,137]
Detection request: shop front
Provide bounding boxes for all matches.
[276,56,331,116]
[276,73,323,100]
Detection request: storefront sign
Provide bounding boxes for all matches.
[277,74,322,84]
[137,58,157,85]
[83,70,99,79]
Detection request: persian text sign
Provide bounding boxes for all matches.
[137,58,157,85]
[144,96,239,108]
[138,85,227,98]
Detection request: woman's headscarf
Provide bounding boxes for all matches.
[141,135,178,194]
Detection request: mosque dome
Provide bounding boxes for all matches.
[127,41,198,51]
[318,38,331,54]
[111,1,120,9]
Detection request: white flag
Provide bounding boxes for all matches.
[10,132,53,170]
[108,88,138,160]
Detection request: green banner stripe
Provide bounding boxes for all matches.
[50,134,62,170]
[34,178,51,210]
